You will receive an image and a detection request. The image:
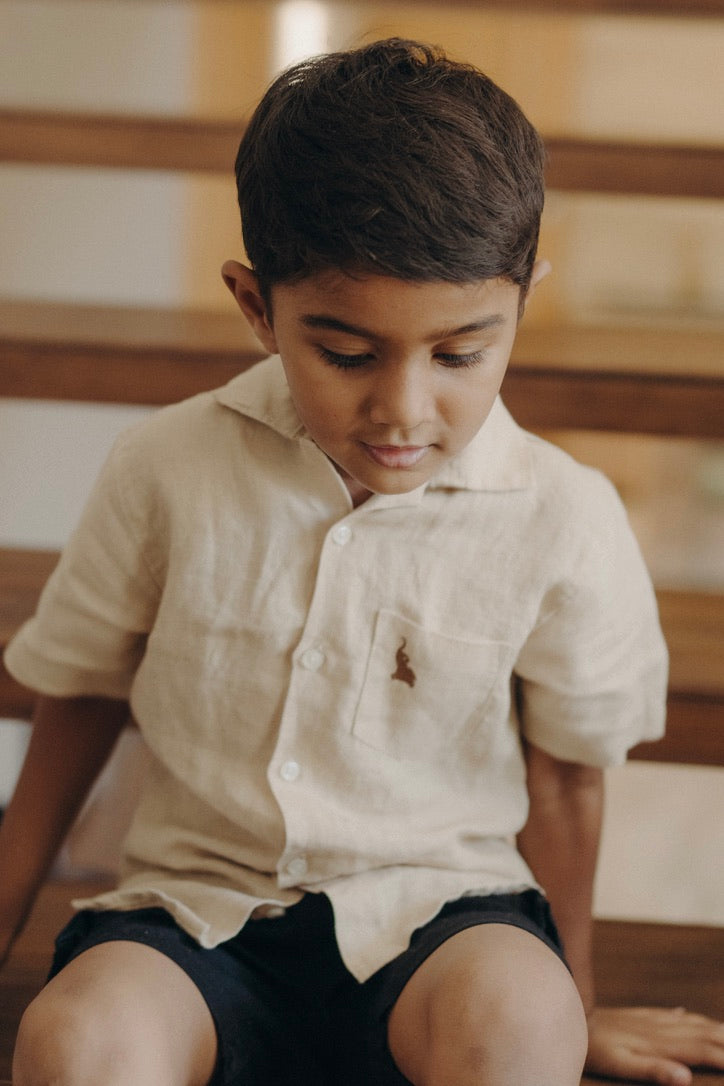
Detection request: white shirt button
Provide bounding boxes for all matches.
[331,524,352,546]
[286,855,308,879]
[300,647,325,671]
[279,760,301,782]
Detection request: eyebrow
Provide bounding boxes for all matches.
[300,314,506,340]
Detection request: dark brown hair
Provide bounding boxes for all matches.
[235,38,545,301]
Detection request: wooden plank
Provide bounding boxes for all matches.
[507,324,724,438]
[591,918,724,1022]
[2,110,722,199]
[3,668,716,757]
[0,549,58,721]
[520,371,724,436]
[0,662,35,721]
[633,693,723,765]
[2,302,723,436]
[544,138,724,200]
[581,919,724,1086]
[1,547,721,764]
[640,588,724,766]
[0,109,242,174]
[504,368,724,438]
[0,549,58,646]
[658,589,724,698]
[0,301,265,406]
[365,0,724,12]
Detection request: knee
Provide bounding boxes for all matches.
[422,959,588,1086]
[13,987,162,1086]
[13,991,98,1086]
[475,966,587,1076]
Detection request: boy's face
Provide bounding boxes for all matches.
[224,264,542,505]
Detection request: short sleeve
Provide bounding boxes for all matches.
[515,477,668,767]
[4,428,163,700]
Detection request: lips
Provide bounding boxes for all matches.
[361,443,429,469]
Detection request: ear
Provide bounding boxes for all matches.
[221,260,278,355]
[521,258,552,315]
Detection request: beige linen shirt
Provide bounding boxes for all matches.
[5,355,667,981]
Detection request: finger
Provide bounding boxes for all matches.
[586,1040,693,1086]
[619,1053,693,1086]
[654,1018,724,1066]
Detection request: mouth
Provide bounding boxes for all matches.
[361,443,430,469]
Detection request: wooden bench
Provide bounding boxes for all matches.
[1,887,723,1084]
[2,546,722,757]
[1,301,723,436]
[1,0,722,1079]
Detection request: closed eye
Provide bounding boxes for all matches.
[436,351,486,369]
[320,347,373,369]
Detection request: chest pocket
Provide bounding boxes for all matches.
[352,609,508,764]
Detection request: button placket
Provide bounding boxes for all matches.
[270,510,362,893]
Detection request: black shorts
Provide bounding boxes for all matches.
[49,888,566,1086]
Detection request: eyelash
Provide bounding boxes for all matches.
[319,348,372,369]
[437,352,486,369]
[319,348,486,370]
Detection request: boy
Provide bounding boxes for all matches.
[2,37,723,1086]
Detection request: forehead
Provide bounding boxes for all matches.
[270,271,521,336]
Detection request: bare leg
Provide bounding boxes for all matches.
[13,941,217,1086]
[387,923,587,1086]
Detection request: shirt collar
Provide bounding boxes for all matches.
[214,355,531,494]
[214,354,305,440]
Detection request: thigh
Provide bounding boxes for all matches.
[14,939,217,1086]
[32,902,343,1086]
[387,922,586,1085]
[333,890,585,1086]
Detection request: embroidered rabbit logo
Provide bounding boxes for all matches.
[391,637,416,688]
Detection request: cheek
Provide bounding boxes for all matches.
[446,383,498,431]
[293,379,356,440]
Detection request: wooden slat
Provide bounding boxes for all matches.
[1,301,723,436]
[366,0,724,12]
[638,588,724,765]
[0,301,265,406]
[4,661,715,755]
[507,324,724,438]
[1,547,721,765]
[544,138,724,200]
[0,549,58,646]
[591,918,724,1021]
[192,0,724,11]
[581,920,724,1086]
[0,549,58,721]
[634,693,723,765]
[658,589,724,698]
[0,109,241,174]
[504,368,724,439]
[2,110,722,200]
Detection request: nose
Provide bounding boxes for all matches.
[367,358,435,431]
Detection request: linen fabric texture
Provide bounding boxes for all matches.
[5,355,668,981]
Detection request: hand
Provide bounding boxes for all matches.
[586,1006,724,1085]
